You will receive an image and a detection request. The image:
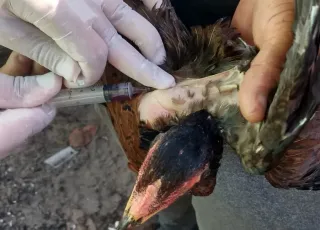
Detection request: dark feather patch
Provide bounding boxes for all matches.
[136,110,223,200]
[139,125,171,150]
[126,0,256,79]
[0,46,12,66]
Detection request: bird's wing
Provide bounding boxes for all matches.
[264,0,320,190]
[238,0,320,174]
[265,108,320,190]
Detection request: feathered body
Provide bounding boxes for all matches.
[103,0,320,228]
[104,0,255,174]
[105,0,320,191]
[0,0,319,229]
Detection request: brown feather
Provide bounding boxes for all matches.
[125,0,255,78]
[266,109,320,190]
[101,64,147,173]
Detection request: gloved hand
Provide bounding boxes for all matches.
[0,0,175,89]
[0,52,61,159]
[232,0,294,122]
[0,0,175,158]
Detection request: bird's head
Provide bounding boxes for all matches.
[117,110,223,229]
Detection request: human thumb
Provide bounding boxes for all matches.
[0,106,56,159]
[239,39,292,123]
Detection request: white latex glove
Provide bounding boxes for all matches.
[0,52,62,159]
[0,0,175,89]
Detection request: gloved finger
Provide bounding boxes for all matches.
[109,38,175,89]
[64,6,175,89]
[0,72,62,109]
[102,0,166,64]
[65,33,175,89]
[239,41,289,122]
[0,105,56,159]
[141,0,163,10]
[0,9,80,83]
[0,51,33,76]
[4,0,108,86]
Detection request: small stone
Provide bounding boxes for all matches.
[66,222,76,230]
[71,209,85,224]
[69,125,98,148]
[86,218,96,230]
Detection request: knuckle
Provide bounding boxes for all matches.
[110,2,131,22]
[103,28,119,46]
[102,0,131,19]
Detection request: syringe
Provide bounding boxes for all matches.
[48,82,149,108]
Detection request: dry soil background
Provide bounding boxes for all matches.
[0,104,155,230]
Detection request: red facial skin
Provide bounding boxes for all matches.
[122,139,206,226]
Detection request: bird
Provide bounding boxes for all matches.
[100,0,320,229]
[0,0,316,228]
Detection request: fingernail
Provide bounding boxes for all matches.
[256,93,267,113]
[76,75,85,86]
[77,79,85,86]
[41,103,56,116]
[169,78,176,87]
[157,73,176,89]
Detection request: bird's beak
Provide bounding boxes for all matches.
[117,187,146,230]
[116,212,136,230]
[117,178,166,229]
[118,121,214,229]
[118,171,202,230]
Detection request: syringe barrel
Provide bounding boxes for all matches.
[103,82,133,101]
[49,85,106,108]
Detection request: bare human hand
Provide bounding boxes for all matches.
[232,0,295,122]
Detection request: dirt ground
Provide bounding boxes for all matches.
[0,104,154,230]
